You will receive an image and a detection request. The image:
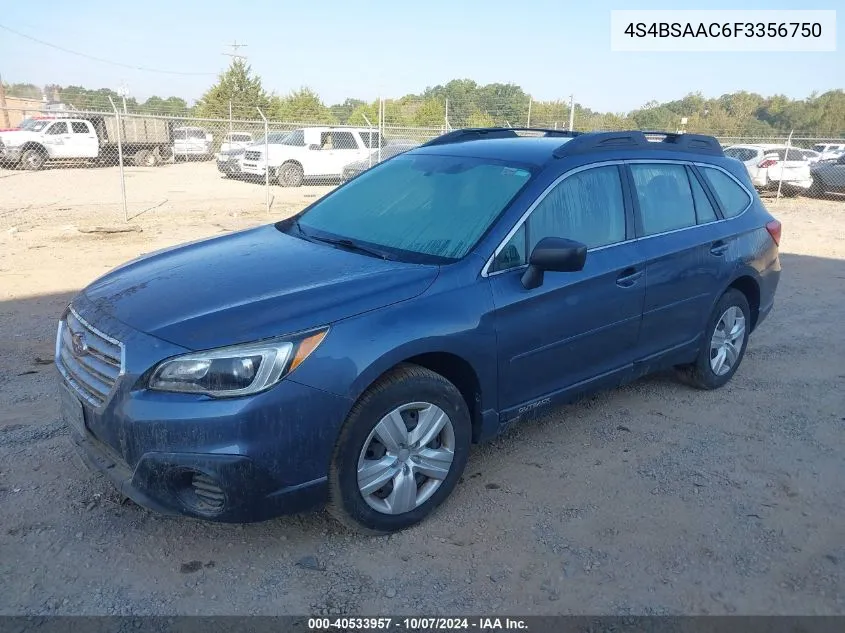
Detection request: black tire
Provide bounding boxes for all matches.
[21,149,46,171]
[277,161,304,187]
[676,288,751,390]
[327,363,472,535]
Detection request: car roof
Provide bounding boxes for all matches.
[411,136,576,167]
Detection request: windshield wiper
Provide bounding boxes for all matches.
[308,234,392,260]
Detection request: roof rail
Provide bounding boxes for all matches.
[553,130,723,158]
[422,127,581,147]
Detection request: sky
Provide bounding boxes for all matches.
[0,0,842,113]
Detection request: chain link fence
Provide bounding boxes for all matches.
[1,99,843,229]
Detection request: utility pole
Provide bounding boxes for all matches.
[568,94,575,132]
[526,97,532,127]
[0,73,9,128]
[223,41,248,63]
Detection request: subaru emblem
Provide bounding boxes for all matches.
[71,332,88,356]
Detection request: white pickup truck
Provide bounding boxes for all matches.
[239,127,381,186]
[0,115,175,169]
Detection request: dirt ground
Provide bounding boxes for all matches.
[0,163,844,616]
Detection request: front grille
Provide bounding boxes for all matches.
[244,151,261,161]
[57,307,124,408]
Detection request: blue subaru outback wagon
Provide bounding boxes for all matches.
[56,128,781,533]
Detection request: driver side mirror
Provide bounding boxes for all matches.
[521,237,587,290]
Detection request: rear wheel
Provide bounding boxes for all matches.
[277,161,304,187]
[328,364,471,534]
[21,149,46,171]
[676,289,751,390]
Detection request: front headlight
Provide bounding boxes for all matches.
[148,329,327,397]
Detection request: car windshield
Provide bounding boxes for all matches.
[253,132,293,145]
[227,134,252,143]
[19,119,52,132]
[812,144,828,153]
[294,154,534,262]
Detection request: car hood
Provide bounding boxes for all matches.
[0,130,36,145]
[83,225,439,350]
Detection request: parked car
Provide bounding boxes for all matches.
[217,132,291,179]
[173,126,213,161]
[57,128,781,533]
[340,142,419,182]
[809,154,845,196]
[723,144,812,193]
[219,131,254,155]
[0,114,174,169]
[811,143,845,162]
[239,127,382,186]
[797,149,822,163]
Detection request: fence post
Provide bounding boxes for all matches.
[361,113,374,167]
[568,94,575,132]
[526,97,532,127]
[256,107,270,213]
[776,129,794,203]
[108,97,129,223]
[378,97,383,164]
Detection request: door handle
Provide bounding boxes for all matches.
[710,241,728,256]
[616,267,643,287]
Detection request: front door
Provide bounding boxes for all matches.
[43,121,74,158]
[489,164,646,414]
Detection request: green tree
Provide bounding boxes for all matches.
[141,95,189,114]
[411,99,446,127]
[196,59,270,119]
[58,86,138,111]
[3,82,41,100]
[465,108,495,128]
[329,98,367,124]
[272,88,336,123]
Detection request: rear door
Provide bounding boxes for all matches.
[69,121,99,158]
[627,161,730,362]
[327,131,363,176]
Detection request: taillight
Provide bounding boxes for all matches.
[758,159,778,168]
[766,220,782,246]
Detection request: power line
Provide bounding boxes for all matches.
[0,23,217,76]
[223,40,248,62]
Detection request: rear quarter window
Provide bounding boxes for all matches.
[700,167,752,218]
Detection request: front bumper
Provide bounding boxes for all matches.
[240,161,271,176]
[216,159,241,176]
[59,296,353,522]
[0,146,22,163]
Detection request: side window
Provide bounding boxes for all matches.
[285,130,306,146]
[46,122,68,135]
[71,122,89,134]
[320,132,333,149]
[491,225,527,272]
[359,131,380,148]
[332,132,358,150]
[630,163,696,235]
[700,167,752,218]
[529,165,626,252]
[688,169,718,224]
[785,148,805,161]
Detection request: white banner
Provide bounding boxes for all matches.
[611,10,837,52]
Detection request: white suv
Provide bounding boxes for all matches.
[723,144,813,192]
[240,127,381,186]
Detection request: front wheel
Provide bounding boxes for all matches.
[676,288,751,390]
[277,161,304,187]
[21,149,46,171]
[328,364,471,534]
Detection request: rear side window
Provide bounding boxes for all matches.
[332,131,358,150]
[700,167,752,218]
[725,147,758,162]
[630,163,697,235]
[689,171,718,224]
[359,131,381,148]
[71,122,89,134]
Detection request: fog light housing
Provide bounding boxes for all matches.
[171,469,227,516]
